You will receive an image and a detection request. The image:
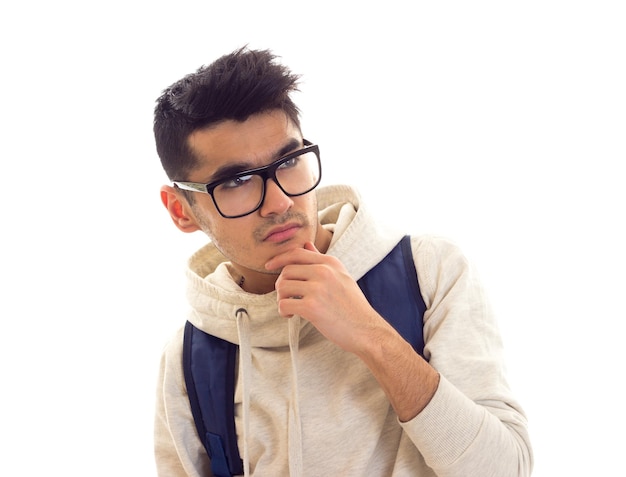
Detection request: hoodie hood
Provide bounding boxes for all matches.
[184,184,404,347]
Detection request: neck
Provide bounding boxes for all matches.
[233,267,280,294]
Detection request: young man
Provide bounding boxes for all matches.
[153,47,533,476]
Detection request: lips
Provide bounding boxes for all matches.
[263,223,302,243]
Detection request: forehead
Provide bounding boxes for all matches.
[186,110,302,178]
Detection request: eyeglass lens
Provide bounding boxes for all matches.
[213,149,320,217]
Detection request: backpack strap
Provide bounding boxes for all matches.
[357,235,426,356]
[182,234,425,476]
[183,321,243,477]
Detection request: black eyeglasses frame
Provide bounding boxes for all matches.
[172,140,321,219]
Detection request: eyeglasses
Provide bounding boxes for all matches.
[173,140,321,218]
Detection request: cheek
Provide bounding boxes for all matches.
[201,217,257,262]
[302,194,320,225]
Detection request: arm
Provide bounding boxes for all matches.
[266,238,533,476]
[347,307,441,421]
[402,235,533,476]
[268,242,439,420]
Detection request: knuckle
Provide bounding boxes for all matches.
[316,264,335,281]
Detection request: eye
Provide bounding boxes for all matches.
[220,174,254,190]
[277,157,299,170]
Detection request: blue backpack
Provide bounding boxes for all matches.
[183,235,426,477]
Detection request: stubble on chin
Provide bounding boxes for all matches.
[252,211,311,244]
[195,210,315,271]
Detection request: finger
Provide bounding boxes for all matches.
[265,245,321,271]
[276,283,305,301]
[277,292,314,319]
[275,281,307,317]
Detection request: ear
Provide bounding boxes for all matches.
[160,185,201,233]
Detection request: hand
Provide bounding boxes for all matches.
[267,242,440,420]
[265,242,392,354]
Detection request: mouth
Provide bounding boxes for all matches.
[263,223,302,243]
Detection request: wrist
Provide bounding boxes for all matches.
[355,319,440,421]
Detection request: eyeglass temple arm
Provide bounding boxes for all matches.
[172,181,208,193]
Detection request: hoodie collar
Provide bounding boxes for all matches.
[184,185,404,344]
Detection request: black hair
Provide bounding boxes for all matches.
[153,47,301,182]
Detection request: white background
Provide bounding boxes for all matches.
[1,1,624,475]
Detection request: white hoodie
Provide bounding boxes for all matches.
[154,185,533,476]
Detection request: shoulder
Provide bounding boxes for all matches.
[409,234,470,272]
[408,235,476,308]
[158,326,186,392]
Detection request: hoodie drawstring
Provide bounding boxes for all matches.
[235,308,252,476]
[235,308,304,477]
[288,315,303,477]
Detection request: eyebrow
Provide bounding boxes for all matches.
[206,137,303,184]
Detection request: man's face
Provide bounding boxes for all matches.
[184,110,322,277]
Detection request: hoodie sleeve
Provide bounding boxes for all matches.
[400,236,533,476]
[154,327,213,477]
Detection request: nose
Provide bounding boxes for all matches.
[259,179,293,216]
